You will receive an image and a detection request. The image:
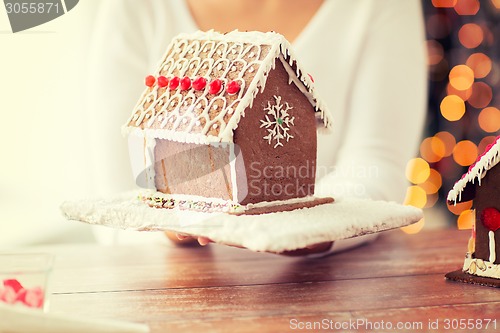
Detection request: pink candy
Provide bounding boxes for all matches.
[4,279,23,293]
[0,278,44,309]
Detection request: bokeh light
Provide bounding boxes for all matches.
[440,95,466,121]
[420,137,446,163]
[424,193,440,208]
[431,136,446,158]
[468,82,493,108]
[466,53,492,78]
[426,14,452,39]
[434,131,456,157]
[447,200,473,215]
[454,0,480,15]
[488,63,500,86]
[478,136,498,152]
[447,83,472,101]
[478,107,500,132]
[432,0,457,7]
[404,186,427,208]
[406,158,431,184]
[453,140,478,166]
[457,209,475,229]
[426,40,444,66]
[418,3,499,233]
[419,168,443,194]
[449,65,475,90]
[458,23,483,48]
[481,24,495,46]
[401,218,425,234]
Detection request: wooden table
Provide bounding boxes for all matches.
[42,229,499,332]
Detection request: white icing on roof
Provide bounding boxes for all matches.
[447,136,500,203]
[123,30,332,144]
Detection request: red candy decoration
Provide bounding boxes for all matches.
[226,80,241,95]
[4,279,23,293]
[25,287,44,308]
[1,278,45,308]
[145,75,156,87]
[192,77,207,91]
[1,286,17,304]
[169,76,180,90]
[157,76,169,88]
[15,288,27,303]
[481,207,500,232]
[307,73,315,83]
[180,76,191,90]
[209,79,222,94]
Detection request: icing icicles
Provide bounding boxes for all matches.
[489,231,496,263]
[481,206,500,263]
[448,136,500,203]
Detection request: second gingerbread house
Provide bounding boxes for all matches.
[447,136,500,287]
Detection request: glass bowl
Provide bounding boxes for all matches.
[0,253,54,312]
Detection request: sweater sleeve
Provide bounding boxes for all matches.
[315,0,427,202]
[85,0,161,195]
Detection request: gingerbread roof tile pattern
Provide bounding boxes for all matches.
[448,136,500,203]
[123,30,332,144]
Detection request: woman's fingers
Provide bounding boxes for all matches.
[176,233,190,240]
[165,231,212,247]
[164,231,199,246]
[197,237,212,246]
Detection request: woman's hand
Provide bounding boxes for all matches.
[165,231,333,256]
[177,233,212,246]
[164,231,212,246]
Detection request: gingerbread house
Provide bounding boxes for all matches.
[122,30,333,214]
[446,136,500,287]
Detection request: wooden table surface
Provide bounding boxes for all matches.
[41,229,499,332]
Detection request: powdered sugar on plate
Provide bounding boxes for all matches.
[61,192,422,253]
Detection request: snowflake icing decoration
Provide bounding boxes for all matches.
[260,96,295,148]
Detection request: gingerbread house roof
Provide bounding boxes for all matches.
[123,30,332,144]
[448,136,500,203]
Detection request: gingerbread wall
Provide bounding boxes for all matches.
[154,139,233,200]
[474,165,500,264]
[233,59,317,205]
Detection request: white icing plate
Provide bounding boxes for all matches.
[61,192,422,253]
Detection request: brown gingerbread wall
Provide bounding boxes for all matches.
[474,165,500,264]
[233,59,317,205]
[154,139,233,200]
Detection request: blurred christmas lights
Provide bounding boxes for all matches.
[454,0,480,16]
[403,1,499,232]
[466,53,492,78]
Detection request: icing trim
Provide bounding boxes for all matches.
[489,231,496,263]
[229,144,238,202]
[448,136,500,203]
[463,253,500,279]
[139,191,321,214]
[144,137,156,189]
[123,30,332,144]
